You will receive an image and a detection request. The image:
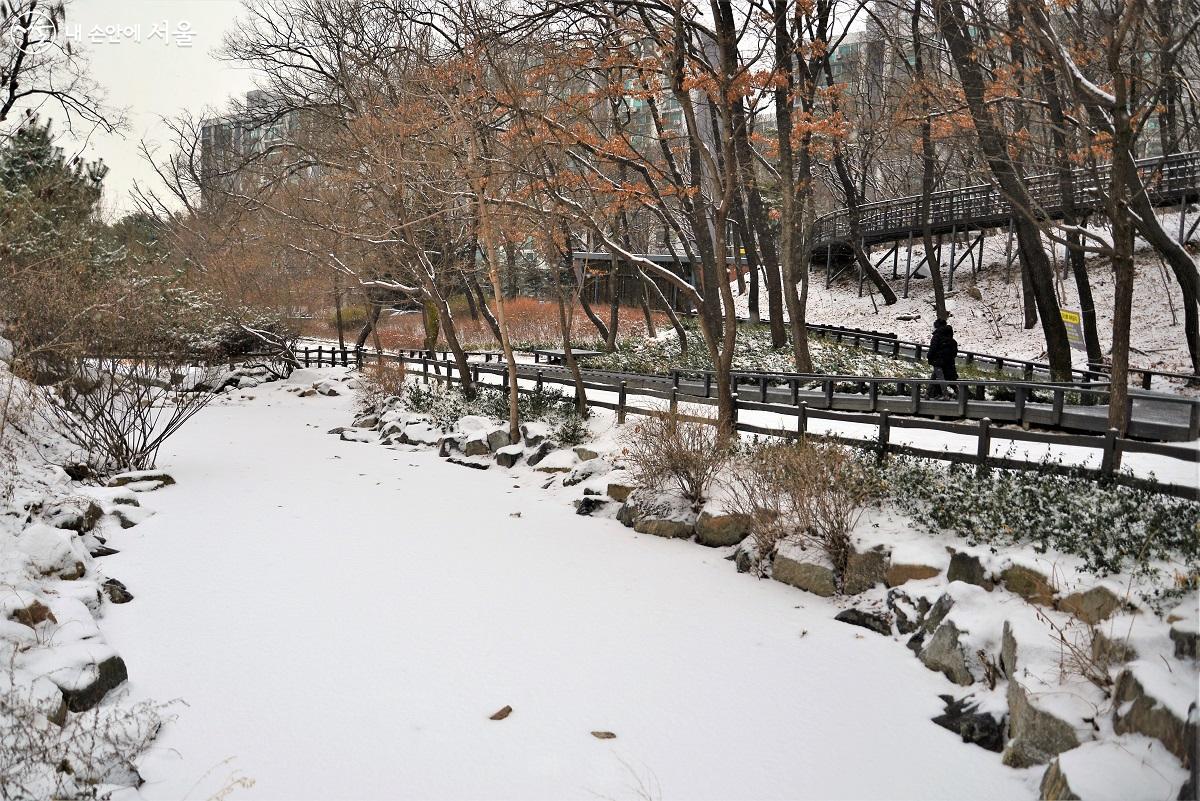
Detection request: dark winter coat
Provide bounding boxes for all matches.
[928,325,959,379]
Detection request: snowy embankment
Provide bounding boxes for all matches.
[98,368,1035,800]
[736,209,1199,376]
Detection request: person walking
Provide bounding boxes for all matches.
[927,319,958,398]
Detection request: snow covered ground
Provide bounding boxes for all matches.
[735,210,1200,377]
[99,369,1035,800]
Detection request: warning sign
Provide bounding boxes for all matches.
[1060,309,1086,352]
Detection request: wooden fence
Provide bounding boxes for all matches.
[300,346,1200,501]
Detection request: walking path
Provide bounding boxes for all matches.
[102,371,1031,800]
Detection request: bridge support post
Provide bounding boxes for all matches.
[857,240,866,297]
[825,243,833,289]
[948,225,958,291]
[903,232,914,298]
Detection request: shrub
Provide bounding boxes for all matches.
[724,440,881,580]
[621,413,731,507]
[554,412,589,446]
[881,455,1200,605]
[357,359,407,411]
[328,305,369,331]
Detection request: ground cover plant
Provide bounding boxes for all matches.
[881,455,1200,606]
[401,380,586,443]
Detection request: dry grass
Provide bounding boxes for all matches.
[724,441,881,581]
[357,359,408,410]
[621,412,732,508]
[299,296,666,351]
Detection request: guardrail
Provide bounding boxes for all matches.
[811,150,1200,250]
[299,346,1200,500]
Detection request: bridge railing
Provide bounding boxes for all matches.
[812,151,1200,249]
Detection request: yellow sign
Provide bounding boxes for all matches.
[1060,309,1086,352]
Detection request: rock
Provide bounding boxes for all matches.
[606,483,634,503]
[463,437,491,457]
[89,545,120,557]
[533,449,577,474]
[695,510,751,547]
[102,578,134,604]
[107,470,176,489]
[1170,627,1197,661]
[526,440,556,467]
[887,588,931,635]
[380,421,406,440]
[1001,621,1019,679]
[17,524,87,579]
[1112,669,1194,764]
[43,498,103,533]
[62,463,93,481]
[885,563,941,587]
[487,428,512,453]
[1092,630,1137,666]
[947,551,991,589]
[573,446,600,461]
[932,695,1006,753]
[919,620,975,686]
[1038,758,1081,800]
[563,459,609,487]
[732,539,759,574]
[63,655,129,713]
[109,508,141,529]
[591,731,617,740]
[437,435,463,457]
[298,387,317,397]
[834,608,891,636]
[520,422,549,447]
[447,456,491,471]
[1057,586,1122,624]
[634,517,694,539]
[10,600,57,627]
[575,498,608,516]
[490,705,512,721]
[339,429,374,443]
[844,547,889,595]
[354,413,380,429]
[1003,680,1081,768]
[773,547,837,597]
[495,444,523,468]
[1002,565,1056,606]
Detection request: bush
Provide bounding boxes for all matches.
[724,440,881,580]
[328,305,370,331]
[554,412,589,446]
[357,359,407,411]
[621,413,731,507]
[881,455,1200,601]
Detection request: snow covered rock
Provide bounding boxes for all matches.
[1001,564,1056,606]
[606,482,634,503]
[574,497,609,516]
[887,587,932,634]
[695,507,750,547]
[616,489,696,539]
[17,524,88,579]
[41,496,103,533]
[573,446,600,461]
[462,432,491,457]
[919,619,975,686]
[520,421,550,447]
[0,335,13,366]
[487,427,512,452]
[495,444,524,468]
[1003,680,1085,767]
[885,562,941,587]
[1056,586,1123,625]
[400,421,441,446]
[531,448,577,474]
[1039,736,1189,801]
[563,458,608,487]
[947,551,991,589]
[106,470,176,491]
[834,607,891,636]
[772,543,836,596]
[843,546,889,595]
[932,694,1005,753]
[1111,665,1196,764]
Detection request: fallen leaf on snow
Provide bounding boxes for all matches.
[591,731,616,739]
[490,705,513,720]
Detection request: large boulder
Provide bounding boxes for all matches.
[63,655,129,713]
[1057,586,1122,624]
[1039,738,1190,801]
[17,524,88,580]
[607,482,635,503]
[495,444,524,468]
[1002,565,1056,606]
[843,547,889,595]
[1111,667,1195,765]
[617,489,696,539]
[947,551,991,589]
[695,509,751,547]
[772,544,836,597]
[1003,680,1082,768]
[487,427,512,453]
[885,562,941,587]
[919,620,974,686]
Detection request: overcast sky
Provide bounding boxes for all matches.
[64,0,256,217]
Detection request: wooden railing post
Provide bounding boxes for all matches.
[797,401,808,441]
[1100,428,1120,477]
[670,387,679,416]
[976,418,992,476]
[617,381,627,424]
[759,375,768,403]
[877,410,891,461]
[536,370,544,394]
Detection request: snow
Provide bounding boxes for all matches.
[1054,736,1189,801]
[100,369,1032,800]
[734,210,1200,379]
